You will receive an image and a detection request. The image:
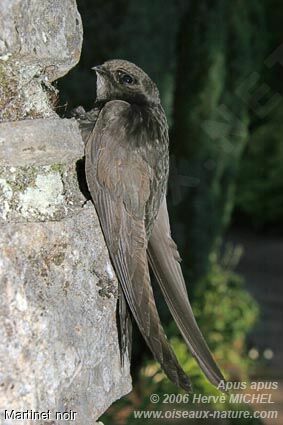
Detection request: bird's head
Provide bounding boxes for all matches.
[92,59,160,105]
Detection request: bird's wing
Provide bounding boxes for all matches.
[85,100,191,391]
[148,197,225,387]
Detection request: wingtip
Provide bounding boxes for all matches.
[181,379,193,393]
[204,365,227,391]
[176,370,193,393]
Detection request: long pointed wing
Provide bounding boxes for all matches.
[148,198,225,387]
[85,100,191,391]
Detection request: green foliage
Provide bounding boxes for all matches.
[236,110,283,227]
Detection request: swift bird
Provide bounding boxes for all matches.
[76,59,225,391]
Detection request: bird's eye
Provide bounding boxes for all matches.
[118,72,136,85]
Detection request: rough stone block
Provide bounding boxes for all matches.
[0,0,83,121]
[0,118,132,424]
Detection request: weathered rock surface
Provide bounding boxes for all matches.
[0,118,132,424]
[1,2,131,422]
[0,118,83,167]
[0,0,83,121]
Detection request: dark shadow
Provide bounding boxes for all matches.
[76,157,92,201]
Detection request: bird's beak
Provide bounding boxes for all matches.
[91,65,107,75]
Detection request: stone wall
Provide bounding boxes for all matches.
[0,1,131,424]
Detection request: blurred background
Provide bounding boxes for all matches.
[59,1,283,423]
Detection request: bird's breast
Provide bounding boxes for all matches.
[126,105,170,238]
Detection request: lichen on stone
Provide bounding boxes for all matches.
[0,163,86,222]
[18,172,64,219]
[0,178,13,220]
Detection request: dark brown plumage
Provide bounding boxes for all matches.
[77,59,225,391]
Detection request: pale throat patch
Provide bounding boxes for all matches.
[96,74,107,99]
